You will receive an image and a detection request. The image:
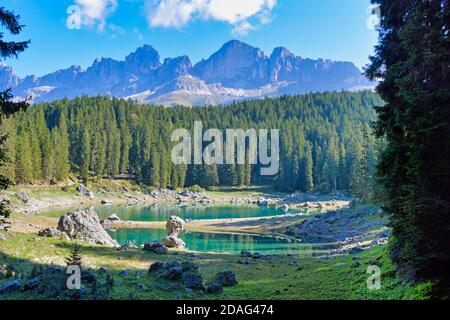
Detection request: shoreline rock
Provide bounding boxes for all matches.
[57,209,119,247]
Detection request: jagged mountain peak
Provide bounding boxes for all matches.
[271,47,295,59]
[125,45,161,72]
[2,41,374,106]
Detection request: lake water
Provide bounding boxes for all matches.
[43,204,305,222]
[43,204,324,255]
[109,228,332,255]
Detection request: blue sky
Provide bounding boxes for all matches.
[2,0,379,78]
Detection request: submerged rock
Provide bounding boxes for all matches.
[57,209,119,247]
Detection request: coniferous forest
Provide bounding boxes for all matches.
[1,0,449,303]
[0,91,380,194]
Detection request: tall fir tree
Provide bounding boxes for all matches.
[366,0,450,290]
[0,7,30,218]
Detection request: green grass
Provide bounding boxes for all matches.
[0,231,425,300]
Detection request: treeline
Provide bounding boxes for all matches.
[0,91,381,194]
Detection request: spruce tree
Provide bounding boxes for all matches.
[54,112,70,182]
[0,7,30,218]
[366,0,450,288]
[66,242,82,267]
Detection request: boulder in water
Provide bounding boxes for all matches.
[166,216,185,237]
[161,216,186,249]
[162,235,186,249]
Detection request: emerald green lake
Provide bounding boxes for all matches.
[43,204,326,255]
[109,229,333,255]
[43,204,305,222]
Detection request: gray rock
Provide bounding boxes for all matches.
[157,261,184,281]
[119,270,129,277]
[161,216,186,249]
[143,242,168,254]
[101,214,121,227]
[148,261,165,273]
[15,191,30,204]
[207,283,223,294]
[138,284,148,291]
[38,227,61,238]
[162,235,186,249]
[57,209,119,247]
[0,234,6,241]
[214,271,238,287]
[0,194,11,205]
[0,279,22,295]
[76,184,95,200]
[166,216,185,237]
[240,250,252,258]
[257,198,269,207]
[182,272,204,290]
[252,252,263,259]
[81,271,97,283]
[107,214,121,222]
[23,278,40,291]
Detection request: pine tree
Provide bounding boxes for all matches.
[15,131,33,183]
[80,128,91,184]
[0,7,30,218]
[0,117,16,182]
[54,112,70,182]
[366,0,450,289]
[66,242,82,267]
[299,143,314,192]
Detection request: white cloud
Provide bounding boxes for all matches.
[75,0,118,30]
[145,0,277,34]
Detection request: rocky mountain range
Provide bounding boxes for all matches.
[0,40,374,106]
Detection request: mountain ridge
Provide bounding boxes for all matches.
[0,40,374,106]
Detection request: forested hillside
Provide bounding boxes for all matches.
[0,91,381,194]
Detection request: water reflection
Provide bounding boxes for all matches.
[109,228,332,255]
[44,204,306,222]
